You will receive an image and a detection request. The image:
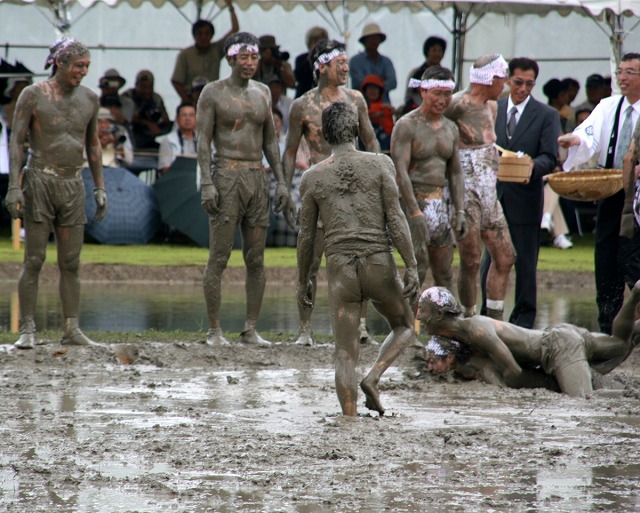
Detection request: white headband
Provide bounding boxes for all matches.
[408,78,456,90]
[425,337,461,356]
[227,43,259,57]
[313,49,347,71]
[469,55,508,85]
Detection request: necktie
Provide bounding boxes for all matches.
[614,105,634,169]
[506,106,518,139]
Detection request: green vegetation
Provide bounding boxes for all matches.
[0,234,596,272]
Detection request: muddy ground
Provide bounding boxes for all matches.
[0,264,639,512]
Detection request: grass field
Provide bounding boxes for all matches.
[0,233,596,272]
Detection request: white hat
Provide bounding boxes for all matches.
[359,23,386,44]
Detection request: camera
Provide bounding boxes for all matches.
[100,93,122,108]
[273,48,290,62]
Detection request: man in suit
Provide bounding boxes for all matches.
[482,57,560,328]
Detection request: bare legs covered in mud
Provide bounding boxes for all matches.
[327,252,415,416]
[203,218,270,346]
[296,225,371,346]
[457,224,514,319]
[16,219,95,348]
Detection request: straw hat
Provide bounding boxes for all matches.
[359,23,386,44]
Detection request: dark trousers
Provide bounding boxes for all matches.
[595,190,625,334]
[481,221,540,328]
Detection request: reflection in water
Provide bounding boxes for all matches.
[0,281,600,334]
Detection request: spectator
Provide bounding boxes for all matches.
[402,36,447,115]
[254,35,295,90]
[171,0,239,103]
[265,108,309,248]
[98,68,134,126]
[293,26,328,98]
[360,74,395,152]
[96,107,133,168]
[268,76,293,135]
[191,76,207,107]
[122,70,172,152]
[2,76,32,131]
[158,103,197,174]
[349,23,397,104]
[561,77,580,132]
[575,73,608,112]
[542,78,571,132]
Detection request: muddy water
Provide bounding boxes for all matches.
[0,282,600,334]
[0,338,639,512]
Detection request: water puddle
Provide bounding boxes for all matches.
[0,282,601,334]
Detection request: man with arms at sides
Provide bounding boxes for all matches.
[445,54,515,320]
[197,32,293,347]
[284,39,380,347]
[297,102,419,416]
[417,284,640,398]
[481,57,560,328]
[391,66,467,293]
[559,53,640,334]
[4,38,108,349]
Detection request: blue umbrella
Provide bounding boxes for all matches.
[82,167,161,245]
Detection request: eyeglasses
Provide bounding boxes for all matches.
[511,78,536,88]
[616,70,640,77]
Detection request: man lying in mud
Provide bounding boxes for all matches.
[416,283,640,397]
[4,37,107,349]
[297,102,419,416]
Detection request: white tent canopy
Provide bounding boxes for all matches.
[2,0,640,112]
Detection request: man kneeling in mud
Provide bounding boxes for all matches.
[416,282,640,397]
[297,102,419,416]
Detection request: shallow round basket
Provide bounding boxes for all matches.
[547,169,623,202]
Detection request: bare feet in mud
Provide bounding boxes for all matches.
[60,331,99,347]
[360,377,385,415]
[240,329,272,347]
[14,333,35,350]
[295,326,314,346]
[206,328,231,346]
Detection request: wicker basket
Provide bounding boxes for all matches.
[547,169,623,202]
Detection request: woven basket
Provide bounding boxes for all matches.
[547,169,623,202]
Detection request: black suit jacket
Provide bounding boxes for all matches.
[495,96,560,224]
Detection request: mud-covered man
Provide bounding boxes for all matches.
[284,39,380,346]
[417,284,640,397]
[392,66,467,291]
[197,32,293,346]
[4,38,107,349]
[297,102,419,416]
[445,54,515,320]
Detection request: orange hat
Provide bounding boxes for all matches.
[361,74,385,91]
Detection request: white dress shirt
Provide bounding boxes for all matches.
[564,95,640,170]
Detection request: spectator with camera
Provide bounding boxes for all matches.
[94,107,133,168]
[122,70,172,153]
[171,0,239,103]
[98,68,134,127]
[293,26,328,98]
[254,35,295,90]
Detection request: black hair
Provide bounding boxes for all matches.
[561,77,580,90]
[311,39,347,83]
[421,65,454,82]
[192,19,214,38]
[508,57,539,79]
[622,52,640,63]
[542,78,569,101]
[272,108,283,121]
[224,32,260,59]
[423,36,446,58]
[322,102,358,146]
[175,102,195,118]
